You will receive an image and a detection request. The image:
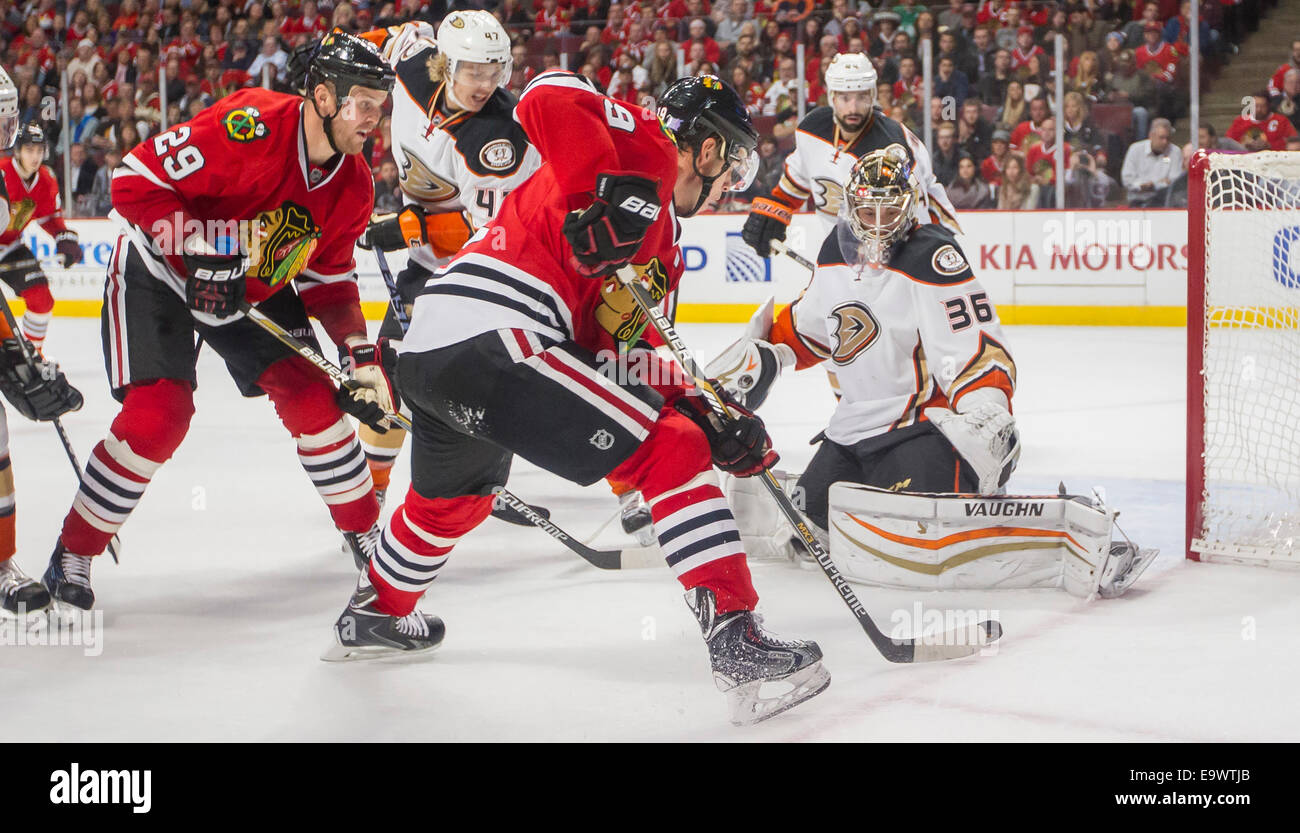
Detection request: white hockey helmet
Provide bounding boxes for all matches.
[0,66,18,150]
[824,52,878,95]
[437,10,512,90]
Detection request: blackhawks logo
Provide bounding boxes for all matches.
[596,258,669,348]
[6,197,35,232]
[244,201,321,287]
[223,107,268,143]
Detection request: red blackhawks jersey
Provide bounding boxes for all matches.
[111,87,372,339]
[402,70,682,361]
[0,157,71,257]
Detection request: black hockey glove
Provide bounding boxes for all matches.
[336,339,400,433]
[361,205,427,252]
[54,231,82,268]
[183,249,246,319]
[562,173,662,278]
[674,383,779,477]
[741,197,793,258]
[0,338,84,421]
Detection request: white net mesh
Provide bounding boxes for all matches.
[1196,152,1300,565]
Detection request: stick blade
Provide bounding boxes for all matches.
[897,618,1003,664]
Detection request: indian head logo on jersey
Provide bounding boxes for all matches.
[596,258,669,347]
[6,198,35,232]
[244,201,321,287]
[223,106,268,143]
[828,301,880,365]
[397,144,459,203]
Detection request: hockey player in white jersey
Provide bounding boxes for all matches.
[713,147,1156,599]
[742,53,959,259]
[356,12,541,510]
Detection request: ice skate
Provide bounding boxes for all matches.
[619,490,656,547]
[685,587,830,726]
[42,544,94,611]
[1,558,51,616]
[340,489,385,565]
[322,575,445,662]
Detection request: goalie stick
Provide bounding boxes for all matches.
[238,299,660,571]
[614,265,1001,663]
[0,291,121,564]
[367,247,554,529]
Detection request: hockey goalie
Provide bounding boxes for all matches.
[707,146,1156,600]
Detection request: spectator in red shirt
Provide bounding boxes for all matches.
[982,127,1012,186]
[684,17,722,65]
[806,34,840,83]
[1267,39,1300,97]
[1228,91,1299,151]
[1011,96,1050,149]
[1025,117,1070,204]
[1011,25,1046,79]
[1135,22,1179,84]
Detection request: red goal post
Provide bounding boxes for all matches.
[1187,149,1300,568]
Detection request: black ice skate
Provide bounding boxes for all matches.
[42,544,94,611]
[321,576,445,662]
[686,587,830,726]
[619,490,656,546]
[1,558,51,615]
[342,521,381,572]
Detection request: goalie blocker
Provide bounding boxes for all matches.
[726,476,1157,599]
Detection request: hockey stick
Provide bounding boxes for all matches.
[0,292,121,564]
[0,258,41,274]
[614,265,1001,663]
[238,299,659,571]
[769,240,815,273]
[368,246,553,528]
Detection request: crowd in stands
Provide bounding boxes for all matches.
[0,0,1291,217]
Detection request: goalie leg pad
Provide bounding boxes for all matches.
[826,483,1121,598]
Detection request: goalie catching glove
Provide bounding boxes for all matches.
[674,384,779,477]
[360,204,474,257]
[337,339,400,433]
[924,387,1020,494]
[562,173,662,278]
[0,338,83,421]
[741,197,793,258]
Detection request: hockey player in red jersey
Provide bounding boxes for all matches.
[43,30,399,611]
[0,123,83,352]
[326,72,830,726]
[0,67,84,616]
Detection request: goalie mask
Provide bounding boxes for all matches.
[841,144,920,269]
[437,10,512,108]
[0,67,18,150]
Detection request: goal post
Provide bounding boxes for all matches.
[1187,149,1300,568]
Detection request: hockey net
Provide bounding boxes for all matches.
[1188,150,1300,567]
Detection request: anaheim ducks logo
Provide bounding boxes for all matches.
[828,301,880,365]
[596,258,669,347]
[7,197,35,232]
[813,176,845,217]
[398,144,459,203]
[244,201,321,287]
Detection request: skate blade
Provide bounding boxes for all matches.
[320,639,443,663]
[723,661,832,727]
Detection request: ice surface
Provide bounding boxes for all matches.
[2,320,1297,741]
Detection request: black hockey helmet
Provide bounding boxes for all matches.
[294,28,395,101]
[658,75,760,206]
[13,123,46,149]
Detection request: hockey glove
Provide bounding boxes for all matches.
[742,197,793,258]
[183,243,247,320]
[362,205,429,252]
[53,231,82,268]
[703,337,794,411]
[337,339,400,433]
[924,388,1020,494]
[562,173,662,278]
[0,338,84,421]
[674,383,779,477]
